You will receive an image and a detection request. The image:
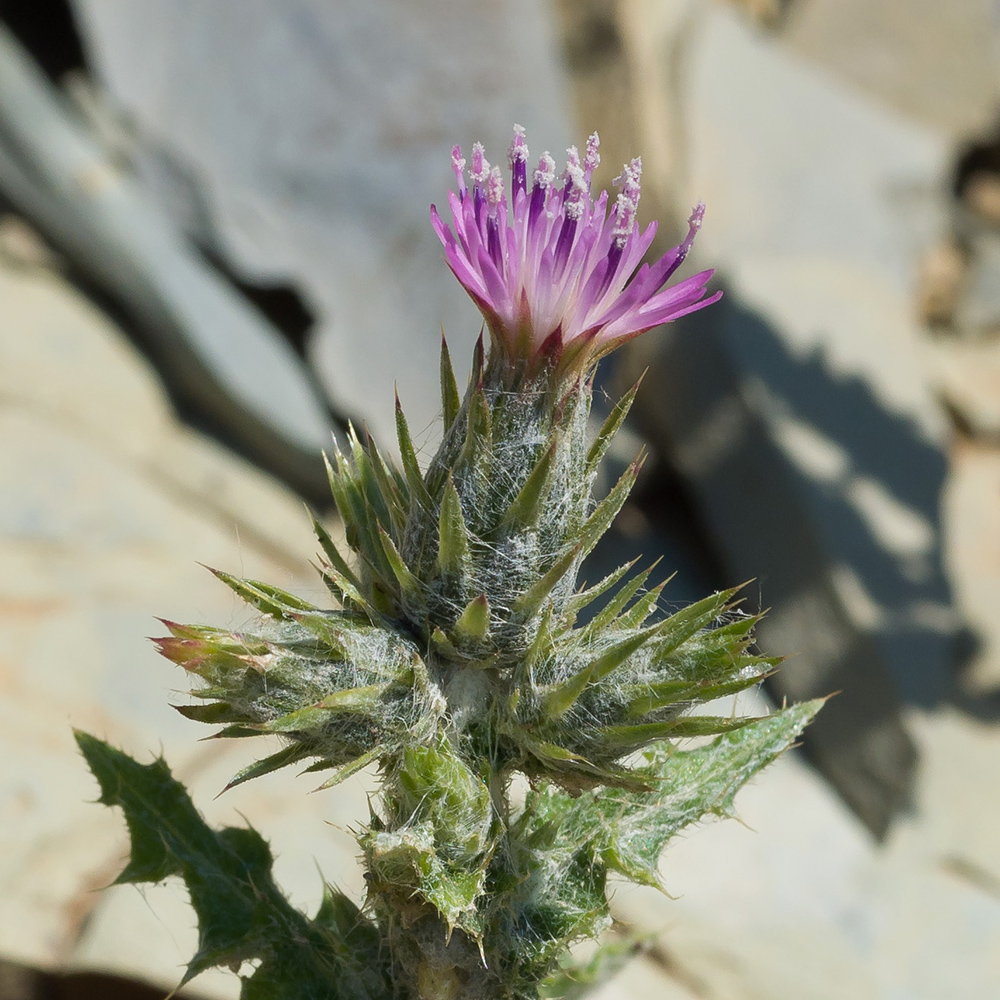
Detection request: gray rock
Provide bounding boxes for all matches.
[0,25,336,502]
[941,439,1000,693]
[0,252,345,983]
[782,0,1000,138]
[927,337,1000,439]
[953,233,1000,336]
[72,0,572,452]
[617,5,960,835]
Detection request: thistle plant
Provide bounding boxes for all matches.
[78,126,821,1000]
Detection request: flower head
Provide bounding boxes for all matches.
[431,125,721,374]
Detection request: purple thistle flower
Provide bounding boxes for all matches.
[431,125,722,375]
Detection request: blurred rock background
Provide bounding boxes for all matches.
[2,1,1000,997]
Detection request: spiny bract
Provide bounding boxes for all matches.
[154,334,818,998]
[160,339,781,796]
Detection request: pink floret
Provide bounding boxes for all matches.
[431,126,721,373]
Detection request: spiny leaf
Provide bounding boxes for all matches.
[364,432,408,536]
[322,451,387,570]
[347,423,395,533]
[312,744,384,791]
[436,474,469,576]
[74,732,389,996]
[315,560,379,619]
[311,513,364,590]
[366,824,487,935]
[454,594,490,642]
[460,386,492,472]
[526,739,588,764]
[537,665,592,722]
[602,701,822,884]
[317,684,387,712]
[521,603,556,671]
[500,441,556,529]
[586,377,642,475]
[287,610,351,651]
[653,586,744,656]
[259,705,330,734]
[539,624,660,720]
[440,333,462,431]
[430,625,462,659]
[470,328,485,387]
[157,619,242,643]
[615,578,668,630]
[173,702,242,724]
[587,622,665,685]
[624,664,775,718]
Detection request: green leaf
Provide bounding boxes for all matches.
[364,432,408,537]
[311,510,382,618]
[222,743,317,792]
[614,579,668,630]
[377,525,421,600]
[312,745,385,791]
[366,824,486,936]
[324,449,383,563]
[317,684,388,712]
[470,329,485,387]
[75,732,389,998]
[600,713,760,749]
[624,664,774,719]
[173,702,242,724]
[651,586,743,657]
[563,559,638,620]
[541,700,823,888]
[582,562,658,637]
[347,423,396,535]
[460,386,493,473]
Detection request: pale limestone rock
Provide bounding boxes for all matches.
[685,6,947,300]
[782,0,1000,138]
[71,747,376,999]
[614,4,959,836]
[942,439,1000,690]
[926,339,1000,441]
[0,258,359,985]
[586,953,700,1000]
